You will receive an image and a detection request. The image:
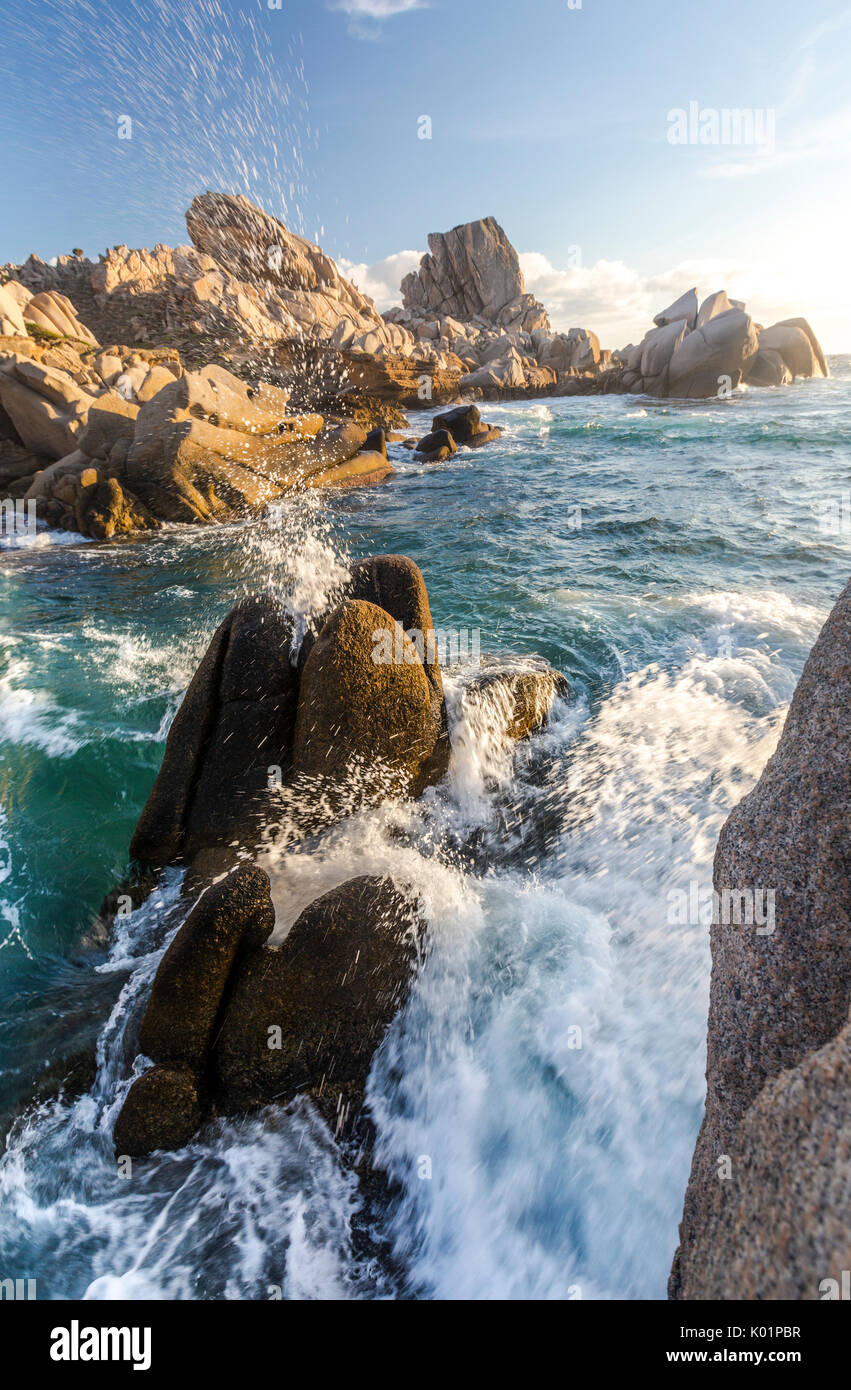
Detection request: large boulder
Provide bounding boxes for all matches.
[113,1065,201,1158]
[345,552,445,702]
[744,347,792,389]
[292,598,449,806]
[124,363,367,522]
[671,573,851,1298]
[137,864,274,1069]
[0,352,94,459]
[22,290,98,345]
[695,290,734,328]
[672,1021,851,1300]
[0,284,28,337]
[401,217,549,331]
[653,288,698,330]
[414,427,456,463]
[130,596,299,866]
[666,308,759,398]
[431,404,502,447]
[131,555,448,866]
[757,320,827,380]
[212,875,422,1131]
[76,393,139,459]
[639,318,690,384]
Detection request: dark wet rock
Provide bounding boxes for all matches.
[130,595,299,866]
[77,476,159,540]
[414,428,456,463]
[431,403,501,446]
[347,554,444,695]
[466,424,502,447]
[671,574,851,1299]
[137,864,274,1070]
[113,1065,201,1158]
[212,875,422,1133]
[463,663,569,741]
[363,426,387,458]
[292,598,449,807]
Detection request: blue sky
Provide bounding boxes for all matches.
[3,0,851,347]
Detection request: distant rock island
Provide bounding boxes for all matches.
[0,191,828,539]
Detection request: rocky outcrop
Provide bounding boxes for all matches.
[431,404,502,447]
[113,1065,201,1158]
[414,428,456,463]
[671,574,851,1299]
[670,1021,851,1301]
[389,217,606,399]
[292,598,448,807]
[131,555,449,871]
[401,216,548,334]
[114,555,571,1155]
[115,869,422,1155]
[213,875,422,1133]
[0,279,97,345]
[412,405,503,461]
[130,595,300,866]
[124,362,382,523]
[138,864,274,1069]
[0,332,394,536]
[463,663,569,742]
[611,289,827,399]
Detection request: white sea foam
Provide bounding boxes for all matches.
[0,497,821,1301]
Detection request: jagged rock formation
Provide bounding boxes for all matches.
[1,194,831,506]
[400,217,548,332]
[671,574,851,1299]
[388,217,605,396]
[612,289,827,398]
[115,554,567,1154]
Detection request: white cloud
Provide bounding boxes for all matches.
[331,0,424,17]
[338,249,424,310]
[343,243,847,352]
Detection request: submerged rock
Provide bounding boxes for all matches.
[671,573,851,1299]
[464,664,569,741]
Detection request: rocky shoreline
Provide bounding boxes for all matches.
[1,190,828,541]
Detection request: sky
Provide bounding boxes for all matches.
[2,0,851,349]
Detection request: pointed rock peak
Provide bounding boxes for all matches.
[653,287,698,330]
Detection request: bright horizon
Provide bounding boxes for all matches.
[3,0,851,352]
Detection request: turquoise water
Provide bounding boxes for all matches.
[1,365,849,1299]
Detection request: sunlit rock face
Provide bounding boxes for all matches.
[612,289,828,398]
[400,216,550,333]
